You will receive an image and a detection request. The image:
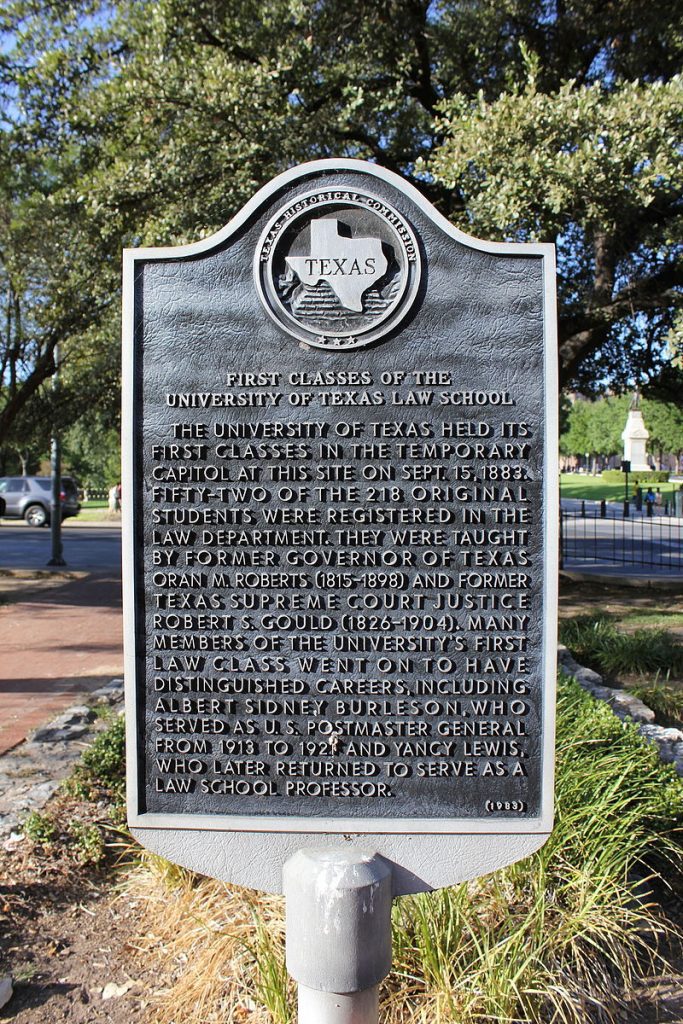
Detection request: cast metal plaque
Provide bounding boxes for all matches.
[123,160,558,894]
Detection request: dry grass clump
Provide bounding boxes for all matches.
[121,674,683,1024]
[123,851,291,1023]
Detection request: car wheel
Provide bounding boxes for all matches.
[25,504,48,527]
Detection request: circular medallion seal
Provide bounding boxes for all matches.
[254,188,421,349]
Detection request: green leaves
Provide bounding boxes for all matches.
[427,72,682,385]
[430,76,682,239]
[1,0,682,452]
[561,395,683,459]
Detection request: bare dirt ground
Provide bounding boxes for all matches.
[0,855,150,1023]
[0,829,157,1023]
[559,575,683,629]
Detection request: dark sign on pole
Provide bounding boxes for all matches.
[123,161,558,895]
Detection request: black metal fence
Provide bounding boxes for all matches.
[561,510,683,572]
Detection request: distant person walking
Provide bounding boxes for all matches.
[644,487,656,513]
[108,483,121,514]
[655,488,663,513]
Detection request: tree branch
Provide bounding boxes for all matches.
[405,0,441,115]
[194,19,261,66]
[0,339,57,442]
[559,261,683,383]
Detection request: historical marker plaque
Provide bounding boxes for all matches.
[123,160,558,894]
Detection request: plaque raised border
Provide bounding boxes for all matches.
[122,159,558,894]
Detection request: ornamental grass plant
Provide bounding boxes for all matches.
[121,673,683,1024]
[629,672,683,729]
[559,614,683,677]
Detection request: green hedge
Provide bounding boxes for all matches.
[601,469,670,484]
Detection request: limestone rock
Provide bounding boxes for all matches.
[0,975,13,1010]
[102,980,134,1000]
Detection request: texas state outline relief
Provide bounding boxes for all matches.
[285,218,387,311]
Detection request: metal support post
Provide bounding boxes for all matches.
[47,434,65,566]
[47,343,66,566]
[284,849,393,1024]
[558,509,564,570]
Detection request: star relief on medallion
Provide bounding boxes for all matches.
[315,334,361,349]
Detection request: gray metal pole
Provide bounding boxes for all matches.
[298,985,379,1024]
[47,343,66,566]
[283,849,393,1024]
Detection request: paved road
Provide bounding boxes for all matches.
[562,513,683,577]
[0,521,121,572]
[0,522,123,754]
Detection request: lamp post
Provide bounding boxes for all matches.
[47,343,66,566]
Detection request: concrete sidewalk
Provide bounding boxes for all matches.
[0,571,123,754]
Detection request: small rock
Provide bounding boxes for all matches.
[61,705,94,722]
[102,980,134,1000]
[0,975,13,1010]
[91,678,124,704]
[3,832,24,852]
[608,691,655,724]
[574,666,603,687]
[24,780,59,805]
[30,705,96,744]
[31,723,90,743]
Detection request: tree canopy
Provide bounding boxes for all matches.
[561,395,683,463]
[0,0,681,448]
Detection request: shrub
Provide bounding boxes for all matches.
[63,714,126,805]
[629,674,683,729]
[68,821,106,865]
[22,811,57,846]
[601,469,670,484]
[559,614,683,676]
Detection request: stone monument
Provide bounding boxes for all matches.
[122,160,558,1021]
[622,392,650,472]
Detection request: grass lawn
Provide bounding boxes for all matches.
[560,472,679,504]
[76,509,120,523]
[74,500,120,523]
[619,609,683,628]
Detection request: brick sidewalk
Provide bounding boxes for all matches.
[0,573,123,754]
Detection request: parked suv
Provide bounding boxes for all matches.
[0,476,81,527]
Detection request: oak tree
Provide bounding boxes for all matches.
[0,0,680,442]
